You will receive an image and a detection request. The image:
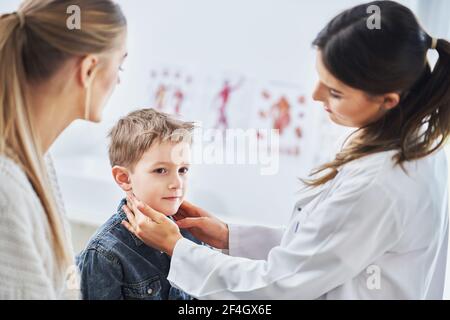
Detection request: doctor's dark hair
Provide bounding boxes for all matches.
[305,0,450,187]
[0,0,126,270]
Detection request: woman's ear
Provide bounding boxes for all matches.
[79,54,99,88]
[381,93,401,111]
[112,166,132,192]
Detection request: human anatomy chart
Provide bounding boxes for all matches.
[250,82,308,157]
[147,66,347,161]
[148,67,195,118]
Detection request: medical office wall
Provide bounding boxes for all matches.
[1,0,449,298]
[0,0,439,227]
[44,0,427,226]
[11,0,381,226]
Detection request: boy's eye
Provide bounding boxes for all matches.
[154,168,167,174]
[179,167,189,174]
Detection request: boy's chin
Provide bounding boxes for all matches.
[155,204,179,217]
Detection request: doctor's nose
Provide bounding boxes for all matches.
[312,82,325,102]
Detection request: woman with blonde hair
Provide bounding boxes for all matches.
[0,0,127,299]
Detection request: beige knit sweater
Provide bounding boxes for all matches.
[0,154,79,299]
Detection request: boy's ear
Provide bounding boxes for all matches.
[112,165,132,192]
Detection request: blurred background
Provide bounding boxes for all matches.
[1,0,449,298]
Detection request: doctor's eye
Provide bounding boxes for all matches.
[329,89,342,99]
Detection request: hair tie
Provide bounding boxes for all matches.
[431,37,438,50]
[15,11,25,28]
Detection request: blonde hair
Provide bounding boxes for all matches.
[0,0,126,271]
[108,108,195,170]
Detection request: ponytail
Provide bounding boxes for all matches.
[1,0,126,272]
[305,1,450,187]
[0,12,73,271]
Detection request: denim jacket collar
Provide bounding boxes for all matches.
[117,198,144,247]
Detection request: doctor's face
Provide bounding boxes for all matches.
[312,51,396,128]
[127,141,191,216]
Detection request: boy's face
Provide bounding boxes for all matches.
[114,141,191,216]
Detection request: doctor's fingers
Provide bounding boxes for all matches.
[180,200,211,218]
[123,203,154,228]
[122,205,138,234]
[175,217,207,229]
[122,204,136,224]
[173,207,198,221]
[180,200,203,216]
[121,220,135,235]
[128,194,165,223]
[172,207,188,221]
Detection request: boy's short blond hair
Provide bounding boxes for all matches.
[108,108,195,170]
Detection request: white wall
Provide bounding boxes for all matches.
[51,0,368,226]
[2,0,449,299]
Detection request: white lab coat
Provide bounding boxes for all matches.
[167,149,449,299]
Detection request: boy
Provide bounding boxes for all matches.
[77,108,200,300]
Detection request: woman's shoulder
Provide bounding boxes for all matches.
[337,148,448,197]
[336,150,396,183]
[0,155,35,204]
[340,148,445,176]
[0,155,44,228]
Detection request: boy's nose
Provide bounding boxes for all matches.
[168,174,182,189]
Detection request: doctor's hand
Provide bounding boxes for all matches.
[173,200,229,250]
[121,193,182,256]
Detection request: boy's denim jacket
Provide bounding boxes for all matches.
[76,199,202,300]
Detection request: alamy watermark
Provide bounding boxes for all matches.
[66,5,81,30]
[367,5,381,30]
[169,127,280,176]
[366,264,381,290]
[67,4,382,31]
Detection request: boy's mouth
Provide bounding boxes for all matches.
[162,196,182,202]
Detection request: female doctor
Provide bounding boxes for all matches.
[122,1,450,299]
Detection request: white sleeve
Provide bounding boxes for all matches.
[167,178,402,299]
[227,224,286,260]
[0,188,56,299]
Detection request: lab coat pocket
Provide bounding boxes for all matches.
[122,276,162,300]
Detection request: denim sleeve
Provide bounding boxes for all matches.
[77,248,124,300]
